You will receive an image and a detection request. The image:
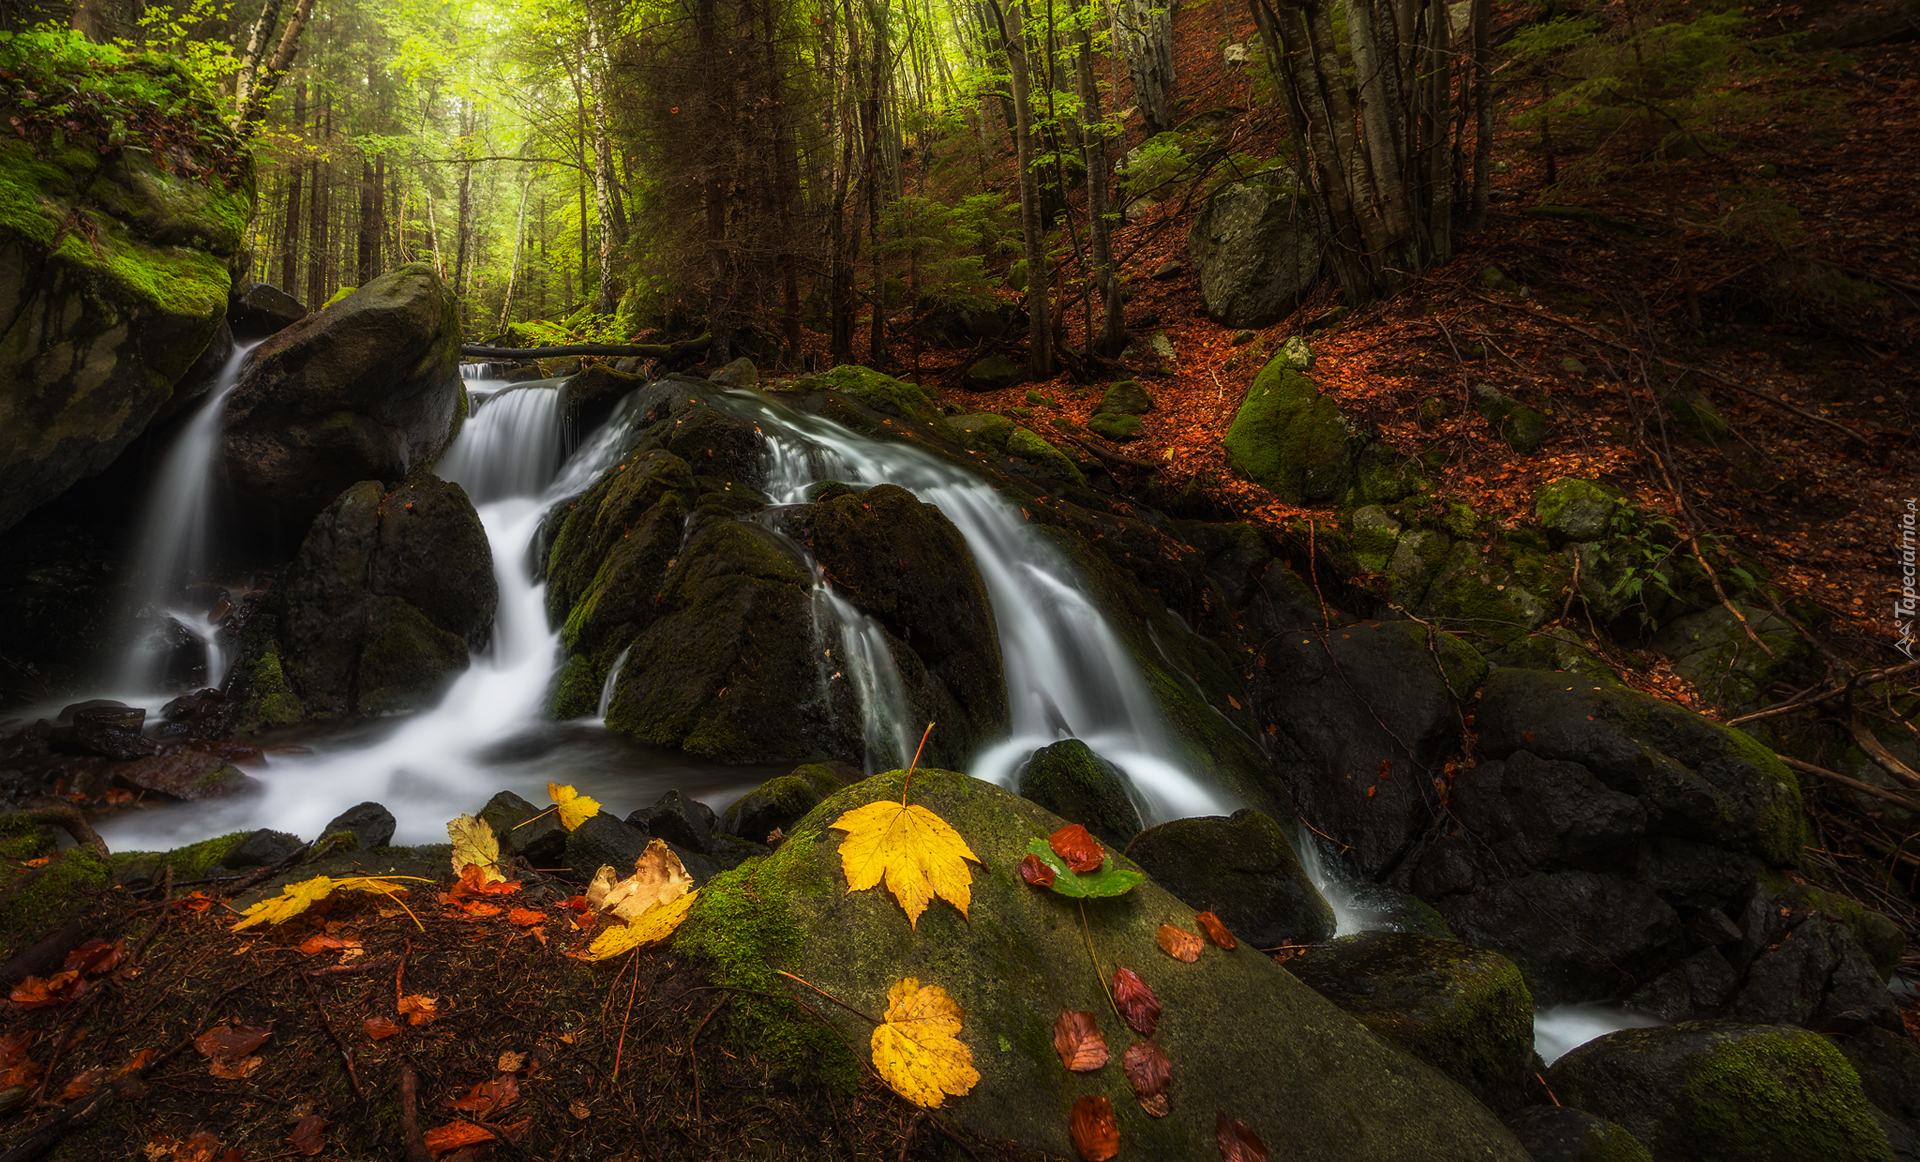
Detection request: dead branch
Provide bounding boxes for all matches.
[1777,754,1920,815]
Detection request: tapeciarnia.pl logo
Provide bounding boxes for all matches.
[1898,498,1916,660]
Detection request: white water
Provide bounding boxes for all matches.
[1533,1004,1665,1065]
[728,393,1229,823]
[115,340,265,693]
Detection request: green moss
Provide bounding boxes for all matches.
[0,813,54,863]
[0,846,108,960]
[234,651,303,733]
[107,832,246,885]
[675,857,859,1091]
[1781,885,1904,980]
[1223,357,1358,502]
[323,286,357,307]
[1087,412,1143,441]
[1004,427,1086,487]
[1724,728,1806,868]
[1681,1031,1890,1162]
[796,364,940,422]
[549,653,605,719]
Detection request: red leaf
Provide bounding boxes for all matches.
[424,1122,495,1154]
[1113,967,1161,1037]
[1156,924,1202,963]
[364,1016,402,1041]
[1018,853,1056,888]
[174,1130,225,1162]
[447,1074,520,1116]
[1216,1110,1270,1162]
[9,971,78,1008]
[507,907,547,927]
[1122,1040,1172,1109]
[1048,824,1105,874]
[62,937,124,977]
[193,1026,271,1059]
[1052,1010,1110,1072]
[1069,1094,1120,1161]
[289,1114,327,1156]
[1196,911,1238,951]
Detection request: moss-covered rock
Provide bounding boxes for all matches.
[795,364,942,422]
[1087,412,1144,441]
[0,35,252,534]
[1290,932,1536,1114]
[1653,603,1813,711]
[1094,380,1154,416]
[230,650,304,735]
[961,354,1027,393]
[676,769,1532,1161]
[1547,1020,1892,1162]
[1503,1107,1653,1162]
[1017,739,1142,847]
[951,412,1015,454]
[1125,809,1334,947]
[1536,478,1618,547]
[221,263,464,534]
[1005,427,1086,486]
[0,843,108,961]
[720,768,841,845]
[1223,356,1358,503]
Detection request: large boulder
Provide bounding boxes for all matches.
[0,46,251,535]
[276,475,495,717]
[1018,739,1142,847]
[674,770,1532,1161]
[1125,810,1335,947]
[1546,1020,1893,1162]
[1185,181,1322,329]
[1223,354,1359,503]
[221,263,464,533]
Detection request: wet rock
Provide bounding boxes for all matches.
[479,791,566,865]
[961,354,1027,393]
[563,813,651,883]
[221,828,304,869]
[1628,948,1741,1023]
[563,364,645,440]
[1502,1107,1653,1162]
[1289,932,1537,1113]
[950,413,1015,455]
[1440,751,1647,876]
[70,705,158,761]
[227,281,308,339]
[1185,181,1321,329]
[707,834,771,871]
[320,802,396,852]
[1125,809,1335,947]
[916,295,1019,347]
[720,765,843,845]
[1437,871,1681,1005]
[1729,888,1901,1031]
[707,357,757,389]
[1339,882,1456,938]
[647,789,717,855]
[221,264,465,533]
[1264,619,1486,878]
[1546,1020,1893,1162]
[1836,1026,1920,1131]
[1017,739,1142,848]
[115,745,259,800]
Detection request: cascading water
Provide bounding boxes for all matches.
[115,339,266,694]
[732,394,1228,824]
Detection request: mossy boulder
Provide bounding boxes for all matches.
[720,766,845,845]
[951,412,1015,454]
[221,263,464,534]
[1546,1020,1892,1162]
[1124,809,1334,947]
[1503,1108,1653,1162]
[674,769,1532,1161]
[1017,739,1142,847]
[278,475,496,717]
[1087,412,1144,441]
[1005,427,1086,487]
[1184,181,1322,329]
[1289,932,1536,1114]
[1653,603,1812,710]
[961,354,1028,393]
[1223,356,1358,503]
[1536,478,1618,547]
[1473,384,1553,455]
[230,650,304,735]
[1094,380,1154,416]
[0,44,252,534]
[795,364,942,422]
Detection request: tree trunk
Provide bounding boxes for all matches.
[1466,0,1492,230]
[278,82,304,296]
[357,156,377,285]
[1075,10,1125,357]
[988,0,1051,377]
[305,101,330,308]
[584,0,623,315]
[231,0,287,131]
[497,173,534,328]
[1115,0,1175,134]
[233,0,317,135]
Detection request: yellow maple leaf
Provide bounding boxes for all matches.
[228,876,415,931]
[832,798,979,927]
[447,814,505,883]
[547,783,600,831]
[869,977,979,1108]
[585,889,699,960]
[585,840,692,921]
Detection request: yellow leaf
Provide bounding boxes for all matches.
[228,876,413,931]
[585,889,698,960]
[869,978,979,1108]
[585,839,692,921]
[447,815,505,884]
[547,783,600,831]
[831,799,979,927]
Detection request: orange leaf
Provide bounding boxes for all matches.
[1052,1010,1109,1072]
[1113,968,1160,1037]
[1069,1094,1120,1162]
[174,891,214,913]
[451,865,521,899]
[208,1055,262,1079]
[1017,853,1055,888]
[62,937,124,977]
[423,1122,495,1154]
[1216,1110,1270,1162]
[1196,912,1238,951]
[447,1074,520,1116]
[59,1068,105,1102]
[289,1113,327,1156]
[364,1016,402,1041]
[507,908,546,927]
[298,934,349,955]
[1156,924,1202,963]
[1122,1040,1172,1115]
[399,994,440,1026]
[456,901,504,919]
[174,1129,225,1162]
[194,1026,271,1059]
[0,1031,33,1069]
[10,970,78,1008]
[1048,825,1105,874]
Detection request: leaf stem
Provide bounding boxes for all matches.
[1079,901,1122,1025]
[901,721,936,804]
[775,969,879,1024]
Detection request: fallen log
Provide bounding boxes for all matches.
[458,334,713,362]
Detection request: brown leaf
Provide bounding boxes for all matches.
[1196,911,1238,951]
[62,937,124,978]
[398,994,439,1026]
[449,864,521,899]
[59,1068,105,1102]
[1113,968,1160,1037]
[1048,824,1105,874]
[298,933,350,955]
[497,1050,526,1073]
[1018,853,1056,888]
[454,901,504,919]
[1122,1040,1172,1113]
[194,1026,271,1059]
[174,1130,224,1162]
[364,1016,402,1041]
[1216,1110,1270,1162]
[289,1113,327,1156]
[1156,924,1202,963]
[10,971,78,1008]
[208,1055,262,1079]
[447,1074,519,1116]
[1052,1010,1109,1072]
[424,1122,495,1154]
[568,1099,592,1120]
[1069,1094,1120,1161]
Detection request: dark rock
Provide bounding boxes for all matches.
[0,525,118,677]
[227,281,308,339]
[1264,619,1486,878]
[1837,1026,1920,1130]
[1289,932,1536,1113]
[1436,870,1681,1005]
[70,705,158,761]
[708,357,757,388]
[1628,947,1741,1022]
[1428,751,1647,881]
[563,812,652,882]
[647,789,717,855]
[961,354,1028,393]
[1150,259,1184,280]
[1472,384,1553,454]
[721,765,842,843]
[320,802,396,852]
[114,748,257,800]
[707,833,772,870]
[479,791,566,864]
[1637,837,1761,911]
[915,296,1019,347]
[1185,181,1321,329]
[1339,882,1456,938]
[1503,1107,1653,1162]
[221,264,465,533]
[1017,739,1142,848]
[220,828,305,869]
[1125,809,1335,947]
[1546,1019,1893,1162]
[1730,902,1901,1032]
[623,808,655,833]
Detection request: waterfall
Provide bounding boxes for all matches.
[115,340,265,693]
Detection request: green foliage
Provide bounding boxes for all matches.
[515,303,629,346]
[1117,131,1190,200]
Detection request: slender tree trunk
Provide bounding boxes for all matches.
[864,5,888,366]
[497,173,534,329]
[231,0,287,129]
[988,0,1051,377]
[584,0,623,314]
[1466,0,1492,229]
[1076,10,1124,357]
[234,0,317,133]
[306,101,330,307]
[278,88,303,296]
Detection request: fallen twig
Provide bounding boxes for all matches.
[1776,755,1920,815]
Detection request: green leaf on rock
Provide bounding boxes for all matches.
[1023,839,1144,899]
